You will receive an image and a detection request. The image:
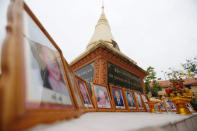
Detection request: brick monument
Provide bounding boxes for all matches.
[70,5,147,94]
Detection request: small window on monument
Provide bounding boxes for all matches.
[0,0,10,74]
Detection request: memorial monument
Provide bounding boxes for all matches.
[70,5,147,94]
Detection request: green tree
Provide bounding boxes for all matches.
[164,56,197,81]
[144,66,161,97]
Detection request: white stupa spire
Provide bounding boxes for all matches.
[87,2,120,50]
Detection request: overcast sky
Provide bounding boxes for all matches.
[25,0,197,79]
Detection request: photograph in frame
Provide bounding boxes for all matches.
[158,102,166,111]
[67,69,84,108]
[186,103,193,112]
[164,98,176,111]
[92,84,111,109]
[168,99,176,111]
[144,103,150,111]
[141,94,149,110]
[154,104,159,112]
[124,90,136,109]
[111,87,125,109]
[75,77,93,108]
[23,10,75,108]
[134,92,144,110]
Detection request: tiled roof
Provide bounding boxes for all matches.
[150,78,197,88]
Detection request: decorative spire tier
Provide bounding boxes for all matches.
[87,3,120,51]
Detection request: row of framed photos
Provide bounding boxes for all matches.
[159,98,194,113]
[91,84,147,112]
[88,83,194,113]
[144,98,194,113]
[0,2,93,130]
[0,1,193,130]
[69,81,194,113]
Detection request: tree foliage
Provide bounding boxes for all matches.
[182,56,197,78]
[164,56,197,80]
[144,66,161,97]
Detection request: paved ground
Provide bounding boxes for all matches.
[28,112,196,131]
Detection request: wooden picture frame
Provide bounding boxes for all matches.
[141,94,150,112]
[186,103,195,113]
[122,89,138,111]
[109,85,127,111]
[154,103,160,113]
[63,60,86,112]
[75,75,95,112]
[158,101,167,112]
[163,98,177,112]
[91,83,114,112]
[133,91,145,112]
[0,2,81,130]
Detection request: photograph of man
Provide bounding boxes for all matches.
[125,91,136,108]
[135,92,143,108]
[113,88,124,107]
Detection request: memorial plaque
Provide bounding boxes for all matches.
[107,62,143,92]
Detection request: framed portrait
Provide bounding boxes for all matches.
[64,61,85,111]
[154,104,159,113]
[0,2,80,130]
[134,91,145,111]
[91,83,113,111]
[158,102,166,112]
[123,89,137,111]
[186,103,194,113]
[75,75,95,111]
[24,5,76,109]
[141,94,150,111]
[163,98,176,112]
[109,85,127,111]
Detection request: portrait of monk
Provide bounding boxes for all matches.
[95,86,110,107]
[30,41,70,96]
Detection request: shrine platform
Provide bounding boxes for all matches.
[28,112,197,131]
